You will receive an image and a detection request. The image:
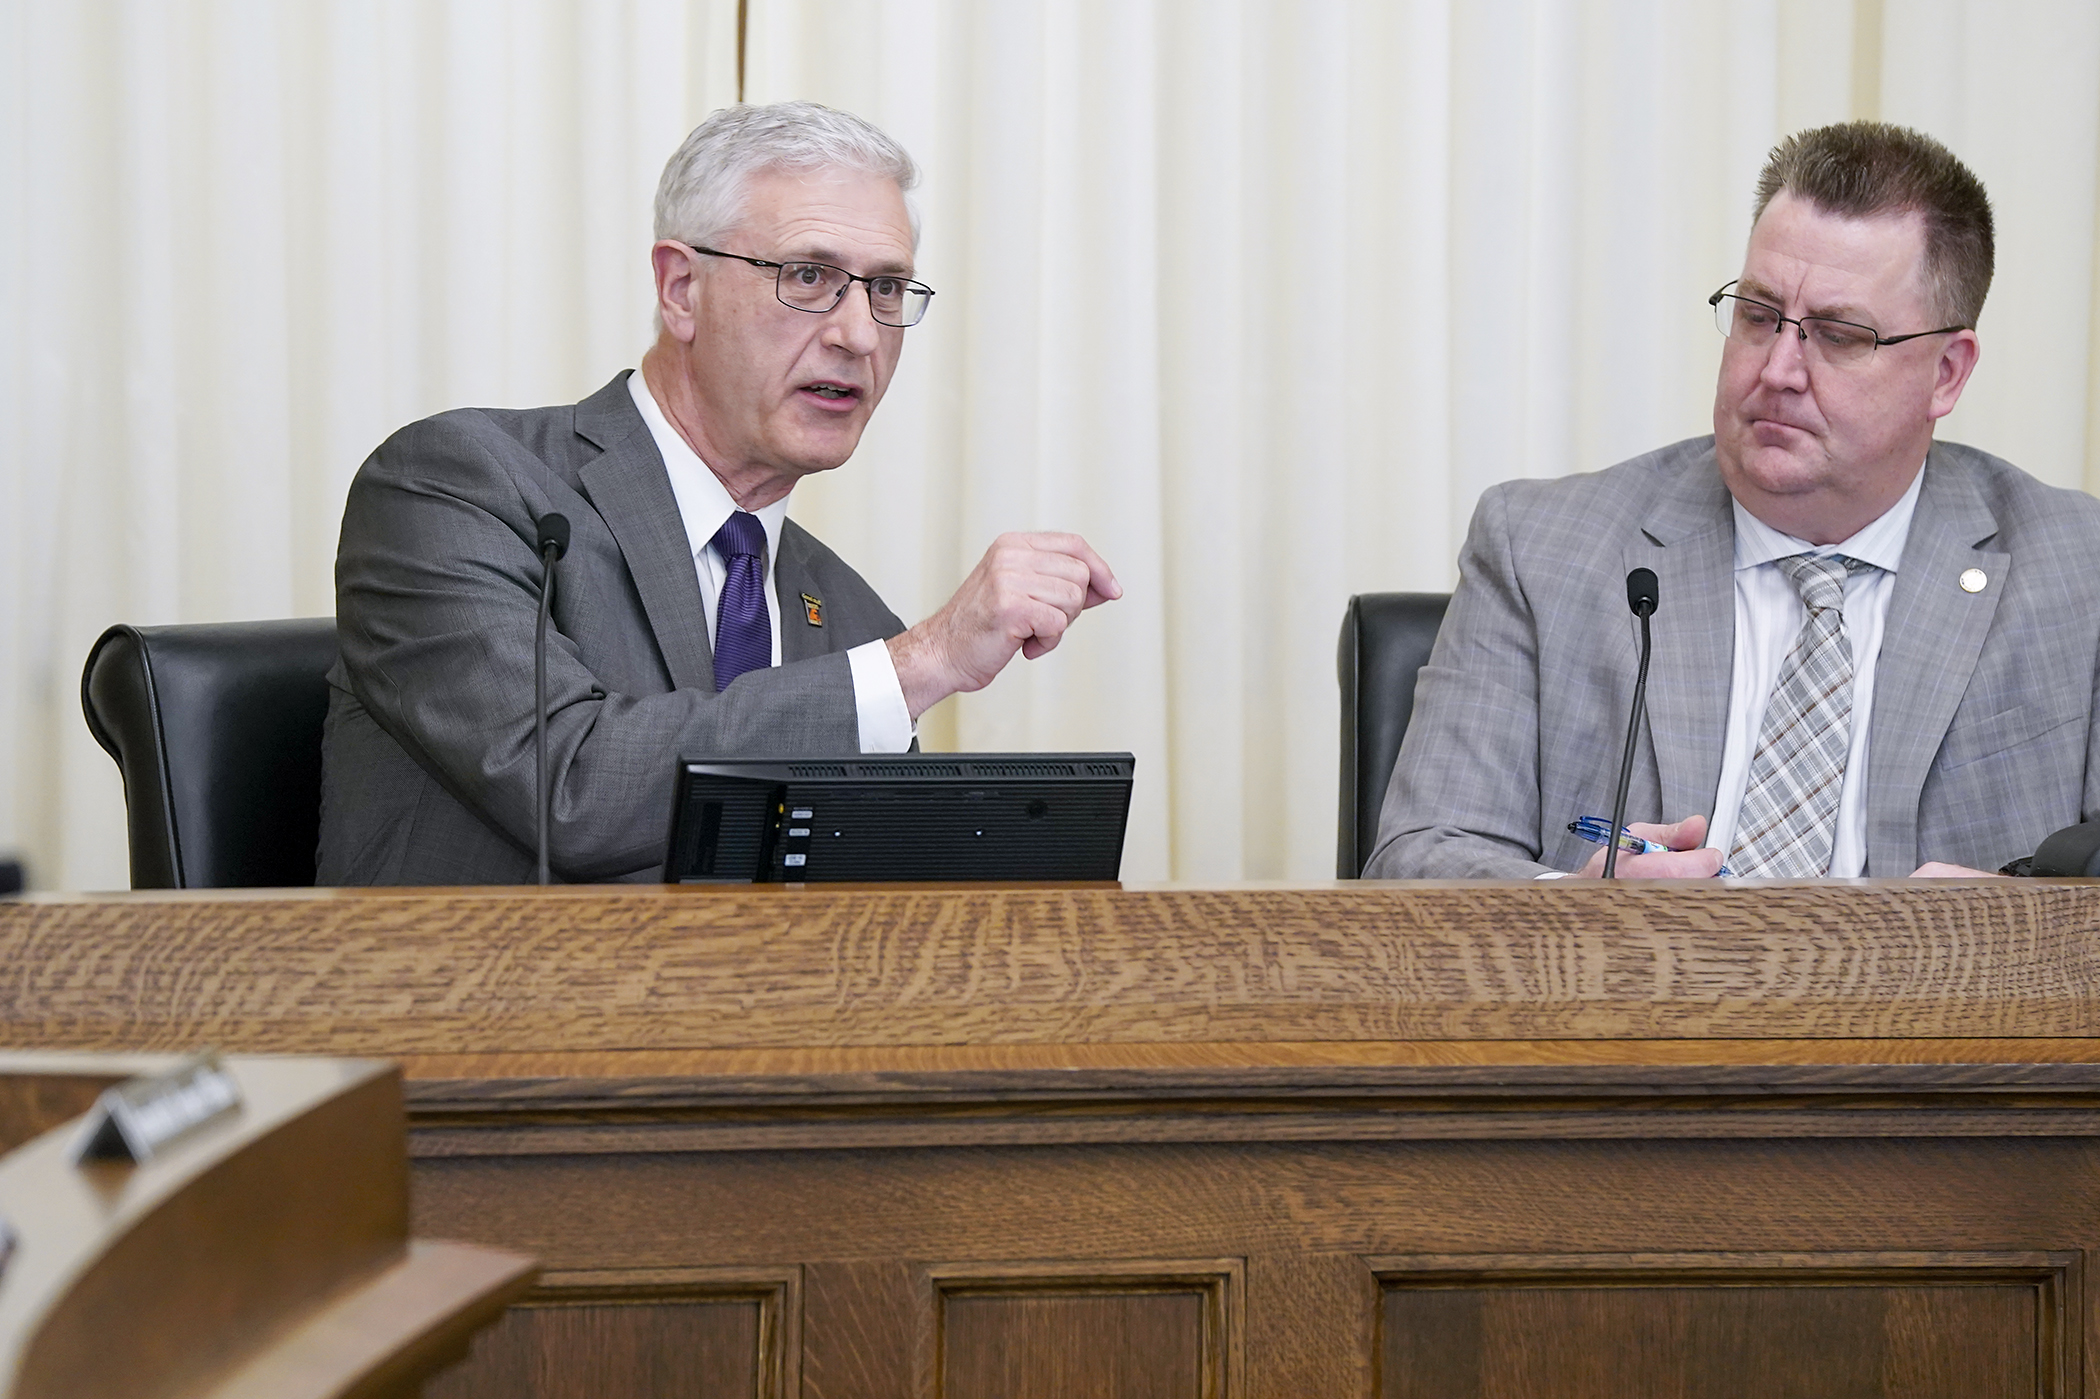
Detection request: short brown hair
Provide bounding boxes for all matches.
[1753,121,1994,328]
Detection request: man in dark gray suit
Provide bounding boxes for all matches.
[320,103,1120,884]
[1368,122,2100,880]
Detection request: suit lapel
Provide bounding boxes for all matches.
[1864,448,2006,874]
[774,524,828,664]
[1626,452,1736,822]
[575,373,717,692]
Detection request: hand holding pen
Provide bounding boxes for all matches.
[1564,814,1727,879]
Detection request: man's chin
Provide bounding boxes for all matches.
[773,434,863,478]
[1719,437,1827,498]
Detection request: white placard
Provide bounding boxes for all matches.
[72,1052,243,1167]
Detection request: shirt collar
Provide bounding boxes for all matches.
[627,370,790,563]
[1730,459,1926,575]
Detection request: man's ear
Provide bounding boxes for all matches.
[1927,328,1980,420]
[652,242,701,344]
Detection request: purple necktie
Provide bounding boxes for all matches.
[709,511,770,691]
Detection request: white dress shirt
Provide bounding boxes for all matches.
[1705,465,1925,875]
[626,372,914,753]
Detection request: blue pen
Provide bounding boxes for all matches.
[1568,817,1733,876]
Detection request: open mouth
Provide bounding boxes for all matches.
[802,381,860,403]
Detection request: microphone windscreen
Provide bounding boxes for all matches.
[1626,567,1659,617]
[537,513,572,561]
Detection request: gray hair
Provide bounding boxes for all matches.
[654,101,921,252]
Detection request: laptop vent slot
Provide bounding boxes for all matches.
[856,762,964,778]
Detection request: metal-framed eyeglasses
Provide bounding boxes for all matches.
[1708,280,1967,367]
[687,244,935,328]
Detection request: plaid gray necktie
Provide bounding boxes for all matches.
[1727,554,1871,878]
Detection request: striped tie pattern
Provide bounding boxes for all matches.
[1727,554,1871,878]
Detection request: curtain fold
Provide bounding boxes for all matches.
[4,0,2096,888]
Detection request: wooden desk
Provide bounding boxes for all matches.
[2,882,2097,1398]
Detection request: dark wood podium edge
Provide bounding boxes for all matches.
[0,1056,538,1399]
[0,1057,402,1396]
[208,1240,536,1399]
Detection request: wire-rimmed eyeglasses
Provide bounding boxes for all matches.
[1708,281,1966,367]
[688,244,935,328]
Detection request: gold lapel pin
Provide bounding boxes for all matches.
[801,592,824,626]
[1958,568,1988,594]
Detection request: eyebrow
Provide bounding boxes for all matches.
[787,245,915,278]
[1736,278,1873,325]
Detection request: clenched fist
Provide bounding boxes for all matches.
[887,532,1121,719]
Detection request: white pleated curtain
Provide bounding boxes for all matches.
[4,0,2097,890]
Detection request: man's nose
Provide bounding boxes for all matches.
[1758,323,1811,388]
[822,284,883,356]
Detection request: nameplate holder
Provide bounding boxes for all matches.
[72,1051,242,1167]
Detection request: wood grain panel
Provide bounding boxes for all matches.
[429,1301,757,1399]
[943,1292,1204,1399]
[803,1260,916,1399]
[1244,1252,1375,1399]
[1376,1253,2072,1399]
[4,883,2098,1053]
[932,1261,1240,1399]
[425,1267,795,1399]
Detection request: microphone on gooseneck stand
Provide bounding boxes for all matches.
[534,513,572,887]
[1603,568,1660,879]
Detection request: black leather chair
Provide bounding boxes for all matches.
[81,619,338,888]
[1336,592,1450,877]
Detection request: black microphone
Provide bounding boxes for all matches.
[1603,568,1660,878]
[534,514,571,886]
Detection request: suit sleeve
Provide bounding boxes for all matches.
[334,413,871,882]
[1361,486,1559,879]
[2083,633,2100,831]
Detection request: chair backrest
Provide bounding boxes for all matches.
[1335,592,1450,877]
[81,619,338,889]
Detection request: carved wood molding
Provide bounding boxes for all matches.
[400,1057,2100,1157]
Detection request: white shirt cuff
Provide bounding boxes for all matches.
[847,639,915,753]
[1534,870,1573,880]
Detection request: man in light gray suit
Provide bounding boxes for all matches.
[320,103,1120,884]
[1368,122,2100,880]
